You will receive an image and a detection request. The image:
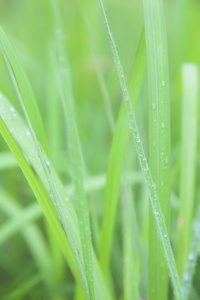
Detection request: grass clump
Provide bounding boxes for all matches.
[0,0,199,300]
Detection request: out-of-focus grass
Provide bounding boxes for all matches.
[0,0,200,299]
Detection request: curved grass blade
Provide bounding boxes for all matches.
[0,93,111,300]
[142,0,171,298]
[50,0,96,298]
[0,27,49,155]
[0,97,86,290]
[99,28,146,274]
[99,1,184,299]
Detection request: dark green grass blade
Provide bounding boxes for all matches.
[99,28,146,275]
[142,0,171,299]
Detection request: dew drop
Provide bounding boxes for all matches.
[155,211,159,215]
[152,102,156,110]
[162,80,165,87]
[161,122,165,128]
[165,156,169,164]
[10,106,15,112]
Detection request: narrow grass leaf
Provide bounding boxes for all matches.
[99,1,183,299]
[99,28,146,274]
[176,64,199,279]
[122,179,139,300]
[50,0,96,298]
[0,27,49,154]
[142,0,171,298]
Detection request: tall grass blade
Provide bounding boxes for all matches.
[176,64,199,279]
[99,28,146,275]
[50,0,96,298]
[142,0,171,299]
[99,1,183,299]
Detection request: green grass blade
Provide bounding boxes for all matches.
[0,202,41,244]
[176,64,199,279]
[50,1,96,298]
[99,1,183,299]
[99,28,146,275]
[0,95,83,288]
[0,91,111,300]
[77,0,115,133]
[122,179,139,300]
[0,187,54,286]
[142,0,171,299]
[182,203,200,299]
[0,27,49,154]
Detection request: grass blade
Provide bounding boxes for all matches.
[0,94,85,290]
[142,0,171,299]
[50,0,96,298]
[99,1,183,299]
[176,64,199,279]
[0,27,49,154]
[99,28,146,275]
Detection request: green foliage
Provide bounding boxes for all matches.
[0,1,199,300]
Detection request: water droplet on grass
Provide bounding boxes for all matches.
[161,122,165,128]
[162,80,165,87]
[10,106,15,112]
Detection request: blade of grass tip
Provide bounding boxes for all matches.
[182,202,200,300]
[176,64,199,280]
[98,1,184,299]
[0,27,49,155]
[142,0,171,299]
[0,93,112,300]
[76,0,115,133]
[50,0,96,299]
[0,40,89,295]
[99,27,146,275]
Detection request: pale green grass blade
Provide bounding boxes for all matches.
[0,152,18,170]
[122,179,139,300]
[77,0,115,133]
[142,0,171,299]
[0,202,41,244]
[99,28,146,275]
[176,64,199,279]
[99,1,183,299]
[0,187,54,286]
[0,93,111,300]
[50,1,95,298]
[0,27,49,154]
[182,203,200,299]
